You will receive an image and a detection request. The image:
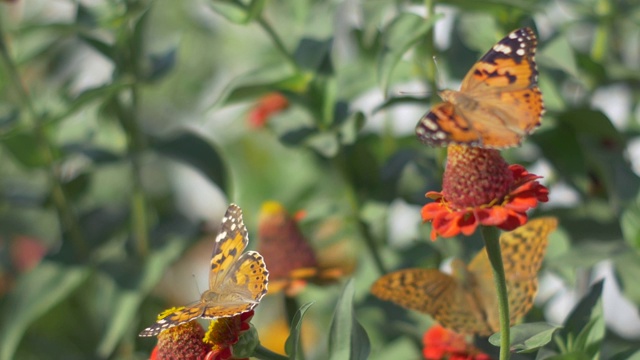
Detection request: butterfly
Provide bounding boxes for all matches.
[371,217,557,336]
[415,27,543,149]
[139,204,269,337]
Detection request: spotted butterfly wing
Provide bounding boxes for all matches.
[370,217,557,335]
[416,27,543,148]
[139,204,269,337]
[468,217,557,332]
[371,262,495,335]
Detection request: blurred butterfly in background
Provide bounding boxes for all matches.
[371,217,557,336]
[415,27,543,149]
[139,204,269,337]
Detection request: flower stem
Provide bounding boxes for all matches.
[482,226,510,360]
[257,16,300,73]
[332,154,388,275]
[253,344,289,360]
[0,17,86,259]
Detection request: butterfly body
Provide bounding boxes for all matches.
[416,27,543,149]
[371,217,557,336]
[139,204,269,337]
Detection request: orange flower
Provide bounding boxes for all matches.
[423,325,492,360]
[147,310,255,360]
[152,315,209,360]
[248,93,289,128]
[257,201,345,296]
[421,145,548,240]
[203,311,255,360]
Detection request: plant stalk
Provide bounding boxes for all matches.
[482,225,510,360]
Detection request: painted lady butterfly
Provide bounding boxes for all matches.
[415,27,543,149]
[139,204,269,337]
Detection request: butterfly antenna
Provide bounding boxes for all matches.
[192,273,202,296]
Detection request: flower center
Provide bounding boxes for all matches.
[442,145,514,209]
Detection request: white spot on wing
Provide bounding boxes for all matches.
[493,44,512,54]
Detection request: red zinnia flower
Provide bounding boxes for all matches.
[152,312,209,360]
[421,145,548,240]
[248,92,289,128]
[423,325,492,360]
[203,311,255,360]
[147,310,256,360]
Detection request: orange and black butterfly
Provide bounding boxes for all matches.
[416,27,543,148]
[139,204,269,337]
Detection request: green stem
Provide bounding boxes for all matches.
[0,18,86,258]
[257,16,300,72]
[482,226,510,360]
[253,344,289,360]
[422,0,438,94]
[119,10,150,257]
[284,295,301,332]
[333,155,388,275]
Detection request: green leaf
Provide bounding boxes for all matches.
[337,111,365,146]
[284,302,315,360]
[560,280,604,358]
[610,349,640,360]
[61,143,121,165]
[613,251,640,303]
[279,127,318,146]
[78,34,114,61]
[219,73,312,106]
[98,223,195,357]
[0,262,90,360]
[532,124,586,191]
[328,279,371,360]
[54,81,131,124]
[545,352,592,360]
[208,0,266,24]
[457,13,500,53]
[377,13,439,93]
[1,131,54,168]
[490,322,561,352]
[571,315,604,359]
[306,132,339,158]
[145,47,177,82]
[0,107,20,135]
[621,195,640,249]
[559,109,621,142]
[150,130,229,194]
[538,34,579,78]
[294,38,334,74]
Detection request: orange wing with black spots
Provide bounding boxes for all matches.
[371,218,556,335]
[416,27,543,149]
[139,204,269,337]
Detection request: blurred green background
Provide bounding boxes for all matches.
[1,0,640,359]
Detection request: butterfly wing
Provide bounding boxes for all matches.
[459,27,542,147]
[416,102,483,146]
[371,268,492,335]
[468,217,557,332]
[461,28,539,94]
[415,27,542,148]
[201,250,269,318]
[209,204,250,290]
[500,217,557,323]
[444,86,543,148]
[138,303,205,337]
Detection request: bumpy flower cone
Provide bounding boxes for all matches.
[422,145,548,240]
[257,201,345,296]
[148,309,256,360]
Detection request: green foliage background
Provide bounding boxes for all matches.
[1,0,640,359]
